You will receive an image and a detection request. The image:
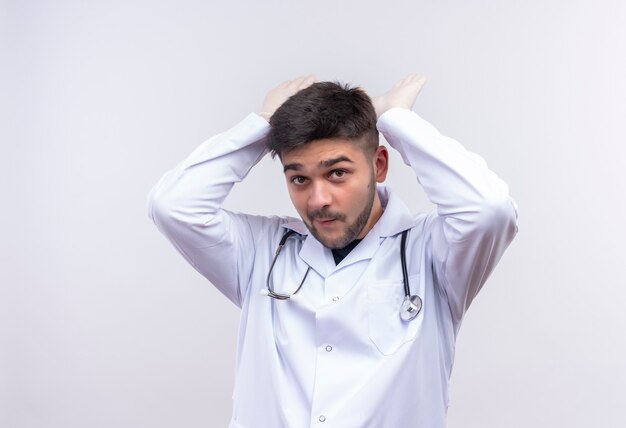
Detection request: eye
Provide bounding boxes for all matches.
[290,176,308,185]
[330,169,347,180]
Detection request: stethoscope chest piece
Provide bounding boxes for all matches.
[400,295,423,322]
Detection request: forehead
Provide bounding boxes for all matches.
[280,137,368,169]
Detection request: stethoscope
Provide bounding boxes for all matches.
[263,229,423,322]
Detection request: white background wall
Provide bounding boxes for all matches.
[2,1,625,427]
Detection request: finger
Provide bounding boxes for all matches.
[397,73,422,87]
[392,75,408,88]
[287,75,309,90]
[412,75,426,90]
[300,74,317,89]
[277,79,292,89]
[399,74,416,87]
[408,74,426,85]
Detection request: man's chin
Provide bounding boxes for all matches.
[302,219,353,249]
[310,229,353,250]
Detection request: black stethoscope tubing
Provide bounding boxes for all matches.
[265,229,422,321]
[265,230,311,300]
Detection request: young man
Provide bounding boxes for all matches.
[147,74,518,427]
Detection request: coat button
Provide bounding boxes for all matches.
[325,345,332,352]
[319,415,326,422]
[332,296,339,302]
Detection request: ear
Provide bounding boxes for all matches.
[373,146,389,183]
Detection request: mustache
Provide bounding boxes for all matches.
[308,208,346,222]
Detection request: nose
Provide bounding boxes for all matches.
[308,180,332,211]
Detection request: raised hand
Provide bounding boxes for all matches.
[258,74,317,121]
[371,73,426,119]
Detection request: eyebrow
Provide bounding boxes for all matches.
[320,155,354,169]
[283,155,354,173]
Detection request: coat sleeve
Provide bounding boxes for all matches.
[146,113,272,307]
[377,108,518,329]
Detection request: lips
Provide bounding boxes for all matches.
[313,218,337,226]
[308,210,345,228]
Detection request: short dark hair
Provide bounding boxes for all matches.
[267,81,379,158]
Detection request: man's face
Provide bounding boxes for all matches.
[281,138,388,249]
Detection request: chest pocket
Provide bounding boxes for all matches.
[367,274,423,355]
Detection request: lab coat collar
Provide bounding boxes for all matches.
[280,185,415,275]
[281,220,334,277]
[370,185,416,238]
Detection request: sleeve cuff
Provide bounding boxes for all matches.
[376,108,422,135]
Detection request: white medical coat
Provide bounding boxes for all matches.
[147,108,519,428]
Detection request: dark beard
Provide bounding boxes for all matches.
[306,173,376,249]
